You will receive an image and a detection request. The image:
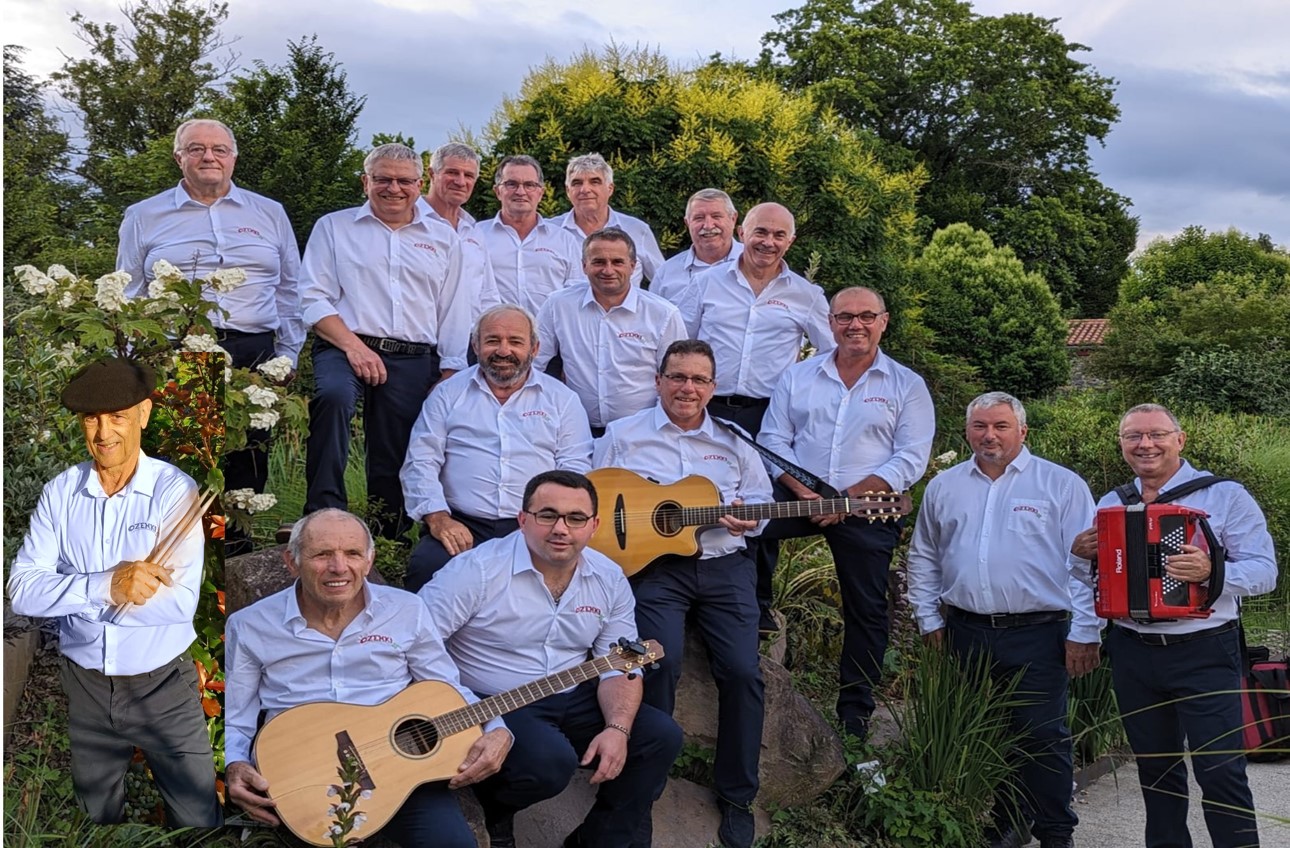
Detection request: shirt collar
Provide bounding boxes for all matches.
[467,364,543,395]
[650,402,714,437]
[418,197,477,230]
[1134,459,1198,495]
[352,201,432,229]
[687,241,742,271]
[822,347,891,382]
[171,181,245,209]
[970,445,1034,479]
[579,281,640,313]
[283,580,374,631]
[77,452,160,500]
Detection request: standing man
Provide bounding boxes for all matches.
[419,142,501,327]
[421,470,683,848]
[536,227,687,437]
[758,286,935,739]
[8,359,220,826]
[553,153,665,287]
[400,305,593,592]
[477,154,584,315]
[225,509,512,848]
[649,188,742,315]
[594,339,773,848]
[907,392,1099,848]
[117,118,303,555]
[298,142,471,539]
[1072,404,1277,848]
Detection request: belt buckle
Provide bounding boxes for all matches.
[377,338,398,354]
[1140,631,1169,646]
[988,613,1009,628]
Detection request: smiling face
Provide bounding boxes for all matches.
[427,155,479,209]
[967,403,1028,473]
[363,157,422,226]
[583,237,634,305]
[829,288,889,364]
[519,482,600,572]
[175,123,236,196]
[1119,409,1186,485]
[656,351,716,430]
[738,203,795,276]
[287,512,373,614]
[476,308,538,390]
[686,198,737,262]
[566,168,614,219]
[82,399,151,478]
[495,162,544,220]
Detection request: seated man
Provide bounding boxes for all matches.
[420,470,682,848]
[400,304,593,592]
[225,509,512,847]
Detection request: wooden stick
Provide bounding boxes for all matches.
[147,486,218,565]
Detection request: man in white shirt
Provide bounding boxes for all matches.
[1071,404,1277,848]
[8,359,219,826]
[225,509,511,847]
[400,305,593,592]
[117,118,303,554]
[298,142,471,539]
[552,153,665,287]
[907,392,1099,848]
[476,155,584,315]
[536,227,688,437]
[759,286,934,740]
[594,339,773,848]
[421,470,682,848]
[649,188,742,314]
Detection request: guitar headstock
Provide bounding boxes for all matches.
[608,637,665,673]
[848,491,913,522]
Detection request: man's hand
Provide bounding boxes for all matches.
[226,761,280,826]
[1066,641,1101,678]
[344,343,387,386]
[427,512,474,556]
[583,726,630,785]
[450,728,512,788]
[1071,527,1098,561]
[109,561,173,606]
[779,474,841,527]
[922,628,945,649]
[1166,544,1211,583]
[718,499,758,537]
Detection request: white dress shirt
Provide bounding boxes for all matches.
[689,261,835,397]
[117,182,306,364]
[759,349,934,494]
[420,532,638,694]
[7,455,204,676]
[224,582,502,767]
[552,208,666,286]
[298,202,471,370]
[594,405,774,559]
[535,284,688,428]
[476,214,584,314]
[417,199,502,323]
[1090,460,1278,636]
[400,366,593,521]
[906,447,1102,643]
[649,242,743,316]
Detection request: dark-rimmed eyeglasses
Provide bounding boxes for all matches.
[1118,430,1178,444]
[524,509,593,528]
[830,311,886,325]
[660,373,714,387]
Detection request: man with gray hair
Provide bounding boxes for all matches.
[117,117,303,554]
[553,153,665,286]
[400,304,593,592]
[477,154,584,314]
[649,188,743,313]
[419,142,500,328]
[297,142,471,539]
[907,391,1099,848]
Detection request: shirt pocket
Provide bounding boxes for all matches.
[1005,498,1050,535]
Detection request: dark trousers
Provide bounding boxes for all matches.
[631,552,764,807]
[381,781,475,848]
[474,680,682,848]
[60,654,221,827]
[1107,624,1259,848]
[404,513,519,593]
[762,514,901,731]
[217,329,275,555]
[946,612,1078,840]
[305,341,439,539]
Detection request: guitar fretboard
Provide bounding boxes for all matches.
[680,496,899,527]
[432,656,616,735]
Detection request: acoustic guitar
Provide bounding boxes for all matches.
[586,467,912,576]
[253,637,664,846]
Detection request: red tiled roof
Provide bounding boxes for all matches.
[1066,318,1109,346]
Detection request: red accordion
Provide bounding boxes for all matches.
[1095,503,1225,622]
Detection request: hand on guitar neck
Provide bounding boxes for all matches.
[779,472,894,527]
[718,499,759,537]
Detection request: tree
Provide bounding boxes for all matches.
[908,224,1069,398]
[759,0,1137,315]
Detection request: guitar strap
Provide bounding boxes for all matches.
[710,416,842,499]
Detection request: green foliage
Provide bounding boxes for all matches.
[1025,391,1123,498]
[1067,664,1124,766]
[908,224,1069,399]
[668,741,716,786]
[1156,344,1290,417]
[1120,225,1290,306]
[478,44,925,296]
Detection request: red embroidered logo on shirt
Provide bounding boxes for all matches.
[864,397,889,404]
[1013,505,1041,515]
[573,605,601,615]
[359,634,394,645]
[703,453,729,462]
[618,331,643,341]
[237,227,262,237]
[535,247,558,255]
[522,410,551,419]
[766,299,789,308]
[413,243,439,253]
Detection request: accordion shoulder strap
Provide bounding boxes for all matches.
[1109,475,1235,505]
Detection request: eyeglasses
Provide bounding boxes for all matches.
[524,509,593,528]
[660,373,715,387]
[367,176,421,188]
[1118,430,1179,444]
[183,144,234,159]
[831,311,886,325]
[499,180,543,192]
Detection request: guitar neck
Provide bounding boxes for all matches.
[432,657,615,735]
[685,496,879,526]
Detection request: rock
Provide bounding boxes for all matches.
[225,544,386,614]
[673,623,846,810]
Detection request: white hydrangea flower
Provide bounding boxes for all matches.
[14,265,56,296]
[223,488,254,510]
[46,264,77,283]
[934,450,958,466]
[208,267,247,293]
[181,334,231,362]
[244,384,279,409]
[93,271,132,312]
[150,259,186,284]
[52,342,81,368]
[57,289,76,309]
[249,409,280,430]
[247,493,278,513]
[224,366,234,385]
[256,355,294,382]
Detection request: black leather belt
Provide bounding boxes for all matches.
[216,328,273,340]
[1116,618,1237,646]
[354,334,436,356]
[947,606,1071,629]
[712,394,769,409]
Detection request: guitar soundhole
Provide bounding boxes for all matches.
[653,501,684,537]
[392,717,440,759]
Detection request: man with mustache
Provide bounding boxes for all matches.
[649,188,742,316]
[400,305,594,592]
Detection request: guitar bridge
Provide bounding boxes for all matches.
[336,730,376,791]
[613,493,627,550]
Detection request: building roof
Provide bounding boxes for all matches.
[1066,318,1109,346]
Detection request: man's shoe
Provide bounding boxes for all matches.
[1039,837,1073,848]
[487,813,517,848]
[717,800,755,848]
[987,821,1033,848]
[841,716,870,745]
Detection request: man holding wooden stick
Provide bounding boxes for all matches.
[8,358,221,826]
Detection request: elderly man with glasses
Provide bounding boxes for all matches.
[296,142,472,540]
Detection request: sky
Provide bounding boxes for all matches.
[6,0,1289,250]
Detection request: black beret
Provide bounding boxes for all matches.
[60,359,157,414]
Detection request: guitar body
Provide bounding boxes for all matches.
[254,680,480,847]
[587,467,722,576]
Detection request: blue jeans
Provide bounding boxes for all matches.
[381,781,475,848]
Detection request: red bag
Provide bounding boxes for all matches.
[1241,647,1290,762]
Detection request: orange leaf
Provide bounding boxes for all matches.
[202,696,222,718]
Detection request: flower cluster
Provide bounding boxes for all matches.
[182,333,231,359]
[222,488,278,514]
[13,264,58,296]
[325,754,372,846]
[94,271,132,312]
[244,385,278,409]
[209,267,248,293]
[256,355,294,383]
[248,409,281,429]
